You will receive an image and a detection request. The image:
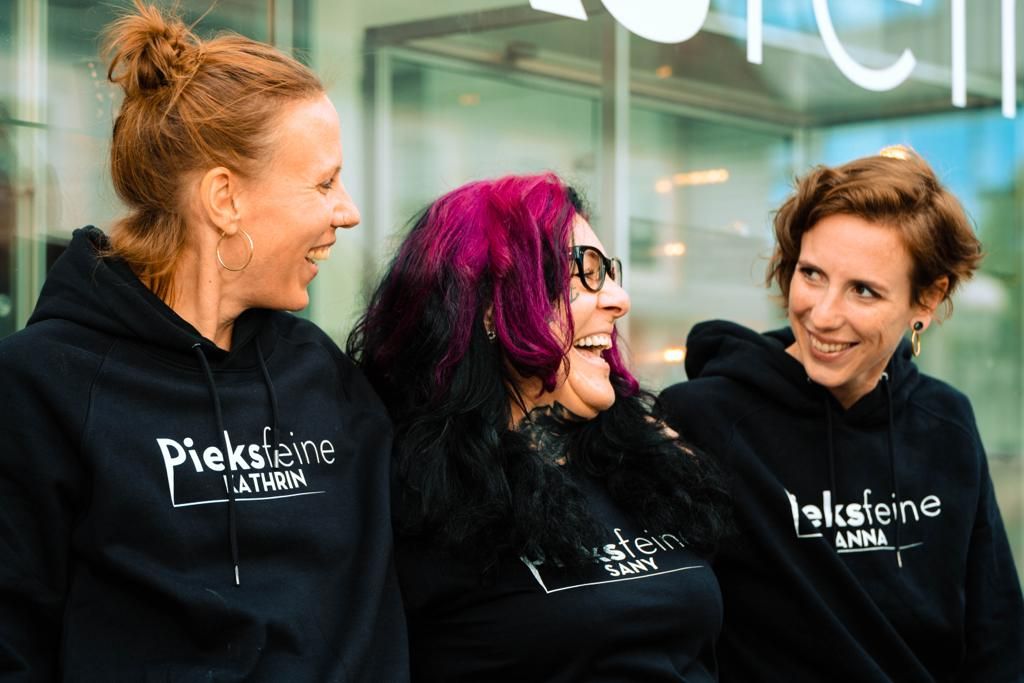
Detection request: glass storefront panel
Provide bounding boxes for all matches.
[0,1,14,337]
[388,55,600,240]
[626,107,792,387]
[336,0,1024,573]
[3,0,1022,571]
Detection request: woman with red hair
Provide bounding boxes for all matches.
[0,2,406,679]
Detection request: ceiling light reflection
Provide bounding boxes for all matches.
[662,347,686,363]
[672,168,730,186]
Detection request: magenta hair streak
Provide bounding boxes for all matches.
[366,172,638,400]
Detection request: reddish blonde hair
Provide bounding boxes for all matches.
[102,1,323,301]
[767,147,983,317]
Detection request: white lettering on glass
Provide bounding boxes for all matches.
[529,0,1017,119]
[812,0,917,92]
[529,0,709,44]
[1003,0,1017,118]
[527,0,587,21]
[952,0,966,107]
[747,0,762,64]
[600,0,710,44]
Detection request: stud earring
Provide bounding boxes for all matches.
[910,321,924,358]
[486,327,497,343]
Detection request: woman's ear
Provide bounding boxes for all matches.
[913,275,949,332]
[198,166,239,235]
[483,305,496,339]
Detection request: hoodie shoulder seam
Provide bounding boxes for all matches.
[684,375,790,432]
[669,376,784,446]
[78,338,119,454]
[907,394,979,444]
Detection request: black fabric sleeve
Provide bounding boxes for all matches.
[0,334,93,681]
[959,430,1024,682]
[656,379,743,468]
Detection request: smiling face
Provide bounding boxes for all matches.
[230,94,360,311]
[786,213,935,408]
[522,215,631,420]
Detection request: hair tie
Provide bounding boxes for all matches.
[161,44,205,117]
[879,144,912,160]
[178,44,206,91]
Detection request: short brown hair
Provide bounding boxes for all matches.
[102,1,323,301]
[766,147,982,317]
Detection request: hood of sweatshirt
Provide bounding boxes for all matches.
[682,319,923,568]
[29,226,274,366]
[30,226,283,585]
[1,226,410,677]
[684,319,920,426]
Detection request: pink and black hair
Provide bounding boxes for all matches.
[348,172,726,567]
[350,171,636,415]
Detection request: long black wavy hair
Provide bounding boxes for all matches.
[347,172,730,568]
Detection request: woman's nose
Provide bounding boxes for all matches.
[599,275,631,319]
[808,289,843,329]
[332,182,361,229]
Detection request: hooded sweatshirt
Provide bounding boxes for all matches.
[0,227,408,681]
[657,320,1023,683]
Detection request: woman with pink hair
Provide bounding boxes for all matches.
[349,172,730,681]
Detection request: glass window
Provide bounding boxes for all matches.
[360,1,1023,571]
[5,0,1022,572]
[0,1,14,337]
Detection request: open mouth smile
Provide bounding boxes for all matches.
[305,244,333,265]
[573,333,612,362]
[809,333,856,355]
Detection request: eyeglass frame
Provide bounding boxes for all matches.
[570,245,623,293]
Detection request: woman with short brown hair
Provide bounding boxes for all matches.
[767,147,982,318]
[659,147,1023,682]
[0,2,407,679]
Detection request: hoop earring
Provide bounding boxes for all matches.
[216,230,254,272]
[910,321,923,358]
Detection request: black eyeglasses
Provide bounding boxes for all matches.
[570,245,623,293]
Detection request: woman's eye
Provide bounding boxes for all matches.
[319,180,334,191]
[800,267,820,281]
[853,284,877,298]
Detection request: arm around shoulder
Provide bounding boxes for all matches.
[656,378,740,459]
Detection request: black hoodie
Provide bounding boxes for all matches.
[658,320,1023,683]
[0,227,409,681]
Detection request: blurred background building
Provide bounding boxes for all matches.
[1,0,1021,572]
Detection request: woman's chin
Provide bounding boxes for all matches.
[561,389,616,420]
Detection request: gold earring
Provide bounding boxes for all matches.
[216,229,255,272]
[910,321,923,357]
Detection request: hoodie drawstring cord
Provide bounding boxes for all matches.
[820,374,902,569]
[823,398,838,501]
[192,343,241,586]
[255,337,281,469]
[881,372,903,569]
[191,339,281,586]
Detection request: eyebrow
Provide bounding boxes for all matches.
[797,260,891,295]
[852,278,890,295]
